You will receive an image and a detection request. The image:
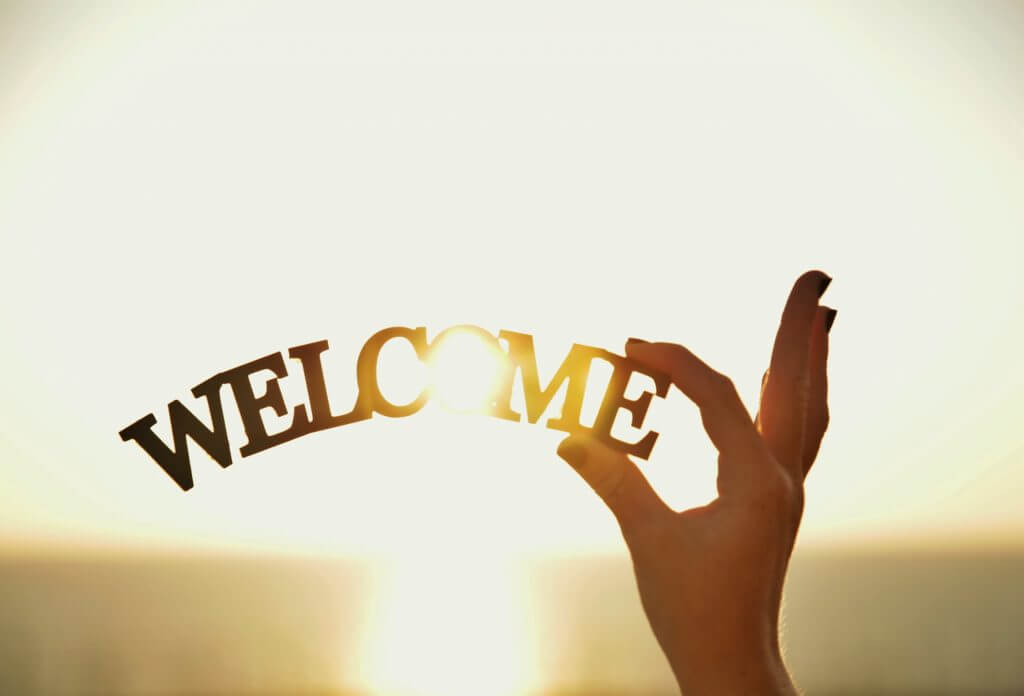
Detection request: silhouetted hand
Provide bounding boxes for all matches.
[557,270,835,695]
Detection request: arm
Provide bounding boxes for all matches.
[557,270,836,695]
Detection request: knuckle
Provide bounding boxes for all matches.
[778,474,804,523]
[759,465,803,519]
[712,371,737,396]
[597,465,629,504]
[807,405,831,444]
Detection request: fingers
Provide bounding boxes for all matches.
[760,270,831,475]
[802,306,836,476]
[557,434,671,539]
[624,339,767,494]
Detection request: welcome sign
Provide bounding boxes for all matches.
[119,326,670,491]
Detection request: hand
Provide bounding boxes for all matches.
[557,270,836,695]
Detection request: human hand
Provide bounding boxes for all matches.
[557,270,835,695]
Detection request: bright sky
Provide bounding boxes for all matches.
[1,1,1023,563]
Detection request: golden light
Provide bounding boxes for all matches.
[357,553,539,696]
[427,326,509,414]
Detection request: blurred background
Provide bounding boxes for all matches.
[1,1,1022,693]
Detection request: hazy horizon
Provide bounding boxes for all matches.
[2,549,1023,695]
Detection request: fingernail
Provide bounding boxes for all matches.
[626,337,648,345]
[557,440,587,469]
[818,274,833,297]
[825,308,838,332]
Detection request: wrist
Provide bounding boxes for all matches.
[666,625,796,696]
[674,652,795,696]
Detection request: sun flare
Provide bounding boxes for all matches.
[427,326,509,414]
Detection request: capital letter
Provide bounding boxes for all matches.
[288,340,371,432]
[214,352,309,457]
[118,376,233,492]
[356,326,430,417]
[493,331,604,433]
[591,358,670,459]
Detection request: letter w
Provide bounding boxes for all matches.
[118,377,232,491]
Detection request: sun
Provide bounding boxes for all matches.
[427,326,509,414]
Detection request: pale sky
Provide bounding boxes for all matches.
[1,1,1022,559]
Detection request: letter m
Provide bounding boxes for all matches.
[494,330,603,432]
[118,376,232,491]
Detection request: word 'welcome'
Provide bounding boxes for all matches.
[119,326,670,491]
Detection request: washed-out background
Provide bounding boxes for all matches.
[1,2,1022,694]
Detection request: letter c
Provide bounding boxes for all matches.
[356,326,430,418]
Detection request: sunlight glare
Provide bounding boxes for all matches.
[358,553,538,696]
[428,327,509,414]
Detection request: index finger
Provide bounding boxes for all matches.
[624,340,766,492]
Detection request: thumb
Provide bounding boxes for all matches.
[557,434,671,538]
